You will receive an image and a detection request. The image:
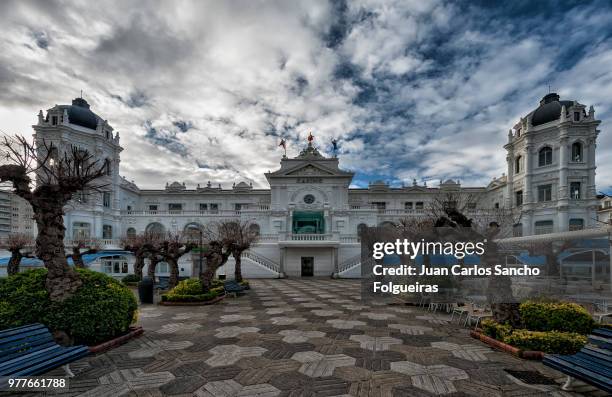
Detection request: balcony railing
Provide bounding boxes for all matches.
[288,233,334,241]
[122,208,271,216]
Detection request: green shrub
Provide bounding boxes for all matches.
[520,300,595,335]
[0,268,138,345]
[161,290,219,302]
[210,286,225,295]
[122,274,141,283]
[169,278,203,295]
[481,319,512,340]
[503,329,586,354]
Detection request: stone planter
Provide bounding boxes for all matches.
[158,294,226,306]
[88,326,144,354]
[470,330,544,360]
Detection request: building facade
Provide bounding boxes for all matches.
[23,93,603,278]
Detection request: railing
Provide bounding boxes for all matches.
[121,209,271,216]
[64,239,122,248]
[339,235,360,243]
[288,234,334,241]
[241,250,280,273]
[257,234,279,242]
[338,253,362,273]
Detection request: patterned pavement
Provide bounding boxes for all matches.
[26,279,608,396]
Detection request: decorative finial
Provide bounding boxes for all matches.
[307,132,314,146]
[278,138,287,157]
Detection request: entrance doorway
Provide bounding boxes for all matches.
[301,257,314,277]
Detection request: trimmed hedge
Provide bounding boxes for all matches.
[0,268,137,345]
[161,291,219,302]
[481,319,512,340]
[503,329,586,355]
[171,278,204,295]
[161,279,224,302]
[520,300,595,335]
[122,274,141,283]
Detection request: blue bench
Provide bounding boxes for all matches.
[542,328,612,393]
[224,280,246,297]
[0,323,89,377]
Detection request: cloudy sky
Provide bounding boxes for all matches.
[1,0,611,191]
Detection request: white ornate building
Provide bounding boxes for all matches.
[25,93,602,279]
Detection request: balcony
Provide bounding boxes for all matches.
[121,208,270,217]
[279,233,340,247]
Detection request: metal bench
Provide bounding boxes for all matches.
[0,323,89,377]
[224,280,246,297]
[542,328,612,393]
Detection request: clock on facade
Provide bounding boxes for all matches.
[303,194,315,204]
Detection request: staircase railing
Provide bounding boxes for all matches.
[241,250,280,273]
[338,253,362,273]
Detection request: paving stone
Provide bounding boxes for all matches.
[430,341,492,361]
[159,375,207,394]
[349,335,402,351]
[291,351,356,377]
[206,344,267,366]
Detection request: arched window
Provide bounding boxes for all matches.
[514,155,521,174]
[126,227,136,238]
[378,221,395,229]
[156,261,169,274]
[571,142,582,162]
[357,223,368,236]
[538,147,552,166]
[248,223,260,237]
[145,222,165,236]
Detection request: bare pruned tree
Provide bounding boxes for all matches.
[2,233,35,276]
[157,232,196,289]
[197,221,239,291]
[0,135,108,301]
[216,220,259,283]
[68,237,101,268]
[121,232,161,280]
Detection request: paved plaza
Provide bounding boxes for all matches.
[31,279,607,396]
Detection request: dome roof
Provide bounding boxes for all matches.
[531,93,574,126]
[59,98,100,130]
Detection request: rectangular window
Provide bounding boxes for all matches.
[569,218,584,231]
[538,184,552,202]
[168,203,182,212]
[371,202,386,211]
[606,201,611,208]
[210,203,219,213]
[102,225,112,239]
[102,261,112,274]
[199,203,208,211]
[73,222,90,239]
[515,190,523,206]
[148,204,158,212]
[570,182,581,200]
[513,223,523,237]
[574,111,580,121]
[103,192,111,208]
[415,202,424,210]
[404,202,413,209]
[51,116,58,125]
[467,202,477,209]
[535,220,553,235]
[235,203,243,211]
[113,261,120,273]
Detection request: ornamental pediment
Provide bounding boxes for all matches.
[286,164,334,176]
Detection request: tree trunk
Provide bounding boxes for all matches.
[7,250,22,276]
[168,258,179,289]
[201,252,229,292]
[72,246,85,268]
[34,203,81,301]
[134,254,145,279]
[233,250,243,283]
[148,257,159,279]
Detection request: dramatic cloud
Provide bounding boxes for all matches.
[0,0,611,192]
